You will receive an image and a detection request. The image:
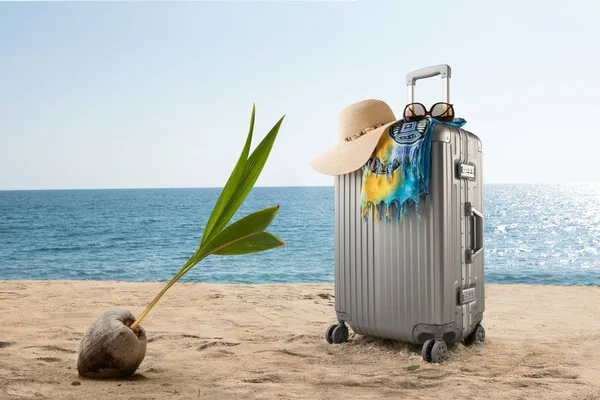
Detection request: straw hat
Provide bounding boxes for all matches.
[310,99,397,176]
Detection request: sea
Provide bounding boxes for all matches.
[0,184,599,286]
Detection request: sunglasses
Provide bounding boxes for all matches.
[403,102,455,122]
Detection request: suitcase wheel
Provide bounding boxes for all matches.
[324,324,337,344]
[325,323,348,344]
[464,324,486,346]
[430,340,448,363]
[421,339,435,362]
[422,339,447,363]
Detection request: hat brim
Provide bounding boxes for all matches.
[310,120,397,176]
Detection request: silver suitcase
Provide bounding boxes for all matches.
[324,65,486,363]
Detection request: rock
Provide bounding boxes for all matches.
[77,308,147,378]
[71,381,81,386]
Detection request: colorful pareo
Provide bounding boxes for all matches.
[360,117,467,222]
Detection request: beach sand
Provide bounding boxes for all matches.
[0,281,599,399]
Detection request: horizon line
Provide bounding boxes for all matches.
[1,181,600,192]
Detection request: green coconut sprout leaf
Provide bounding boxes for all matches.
[201,115,284,247]
[213,232,285,256]
[195,206,281,260]
[200,106,255,247]
[129,106,284,331]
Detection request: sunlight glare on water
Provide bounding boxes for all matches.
[484,183,600,285]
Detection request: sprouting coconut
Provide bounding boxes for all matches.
[77,309,147,378]
[77,106,285,378]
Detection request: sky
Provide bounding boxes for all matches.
[1,0,599,190]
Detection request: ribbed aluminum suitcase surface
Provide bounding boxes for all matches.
[334,123,484,344]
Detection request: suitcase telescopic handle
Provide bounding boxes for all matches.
[406,64,451,104]
[466,202,484,264]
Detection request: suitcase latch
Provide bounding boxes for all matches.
[458,163,476,180]
[460,287,476,304]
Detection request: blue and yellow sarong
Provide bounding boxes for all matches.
[361,117,466,222]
